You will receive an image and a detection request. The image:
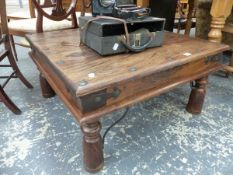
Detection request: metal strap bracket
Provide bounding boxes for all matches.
[80,87,121,112]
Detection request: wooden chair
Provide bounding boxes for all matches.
[2,0,37,61]
[0,0,33,114]
[175,0,196,35]
[8,0,79,60]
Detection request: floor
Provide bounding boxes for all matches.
[6,0,29,14]
[1,38,233,175]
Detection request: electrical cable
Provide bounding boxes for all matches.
[102,107,129,146]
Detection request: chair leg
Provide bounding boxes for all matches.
[15,69,33,89]
[9,35,18,61]
[7,50,33,89]
[0,86,21,115]
[224,54,233,77]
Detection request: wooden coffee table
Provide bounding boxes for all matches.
[26,29,229,173]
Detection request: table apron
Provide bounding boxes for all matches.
[29,50,223,124]
[80,58,222,123]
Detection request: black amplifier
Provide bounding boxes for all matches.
[92,0,137,17]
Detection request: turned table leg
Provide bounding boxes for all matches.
[186,76,208,115]
[208,0,233,43]
[208,0,233,74]
[81,121,104,173]
[39,73,56,98]
[208,17,226,43]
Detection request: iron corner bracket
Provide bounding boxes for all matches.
[79,87,121,112]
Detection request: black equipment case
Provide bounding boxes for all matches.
[79,16,166,56]
[79,0,166,56]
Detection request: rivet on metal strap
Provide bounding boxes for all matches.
[79,80,88,87]
[129,67,137,72]
[95,96,102,103]
[167,57,173,61]
[56,60,65,65]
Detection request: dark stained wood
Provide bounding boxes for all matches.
[81,58,219,111]
[186,76,208,114]
[27,30,229,118]
[82,121,104,172]
[39,73,56,98]
[29,51,83,121]
[0,86,21,115]
[26,30,229,97]
[26,28,230,172]
[184,0,196,35]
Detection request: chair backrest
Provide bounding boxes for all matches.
[29,0,55,18]
[31,0,79,32]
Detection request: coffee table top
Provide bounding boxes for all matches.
[26,29,229,97]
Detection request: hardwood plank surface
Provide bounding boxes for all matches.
[26,30,229,96]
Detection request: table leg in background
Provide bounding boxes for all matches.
[39,73,56,98]
[186,76,208,114]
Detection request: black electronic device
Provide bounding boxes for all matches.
[92,0,150,19]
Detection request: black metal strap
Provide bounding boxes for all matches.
[102,107,129,146]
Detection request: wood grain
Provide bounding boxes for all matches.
[26,30,229,96]
[27,30,230,123]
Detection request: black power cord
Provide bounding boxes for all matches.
[102,107,130,146]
